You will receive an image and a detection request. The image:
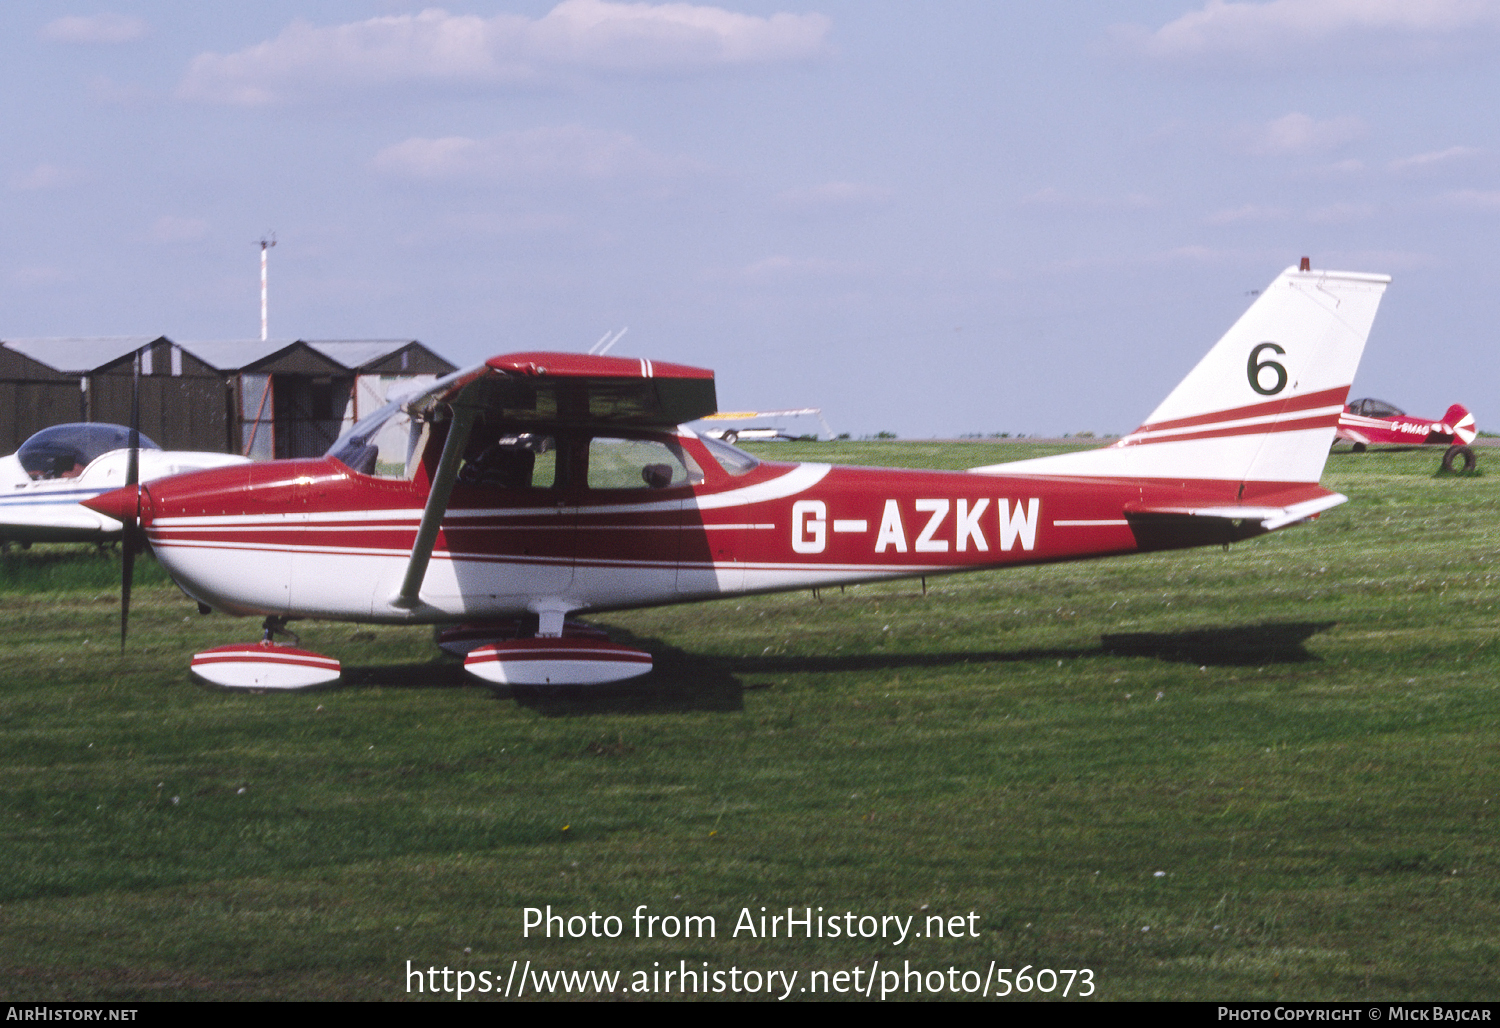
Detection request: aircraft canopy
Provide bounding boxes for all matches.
[17,423,162,479]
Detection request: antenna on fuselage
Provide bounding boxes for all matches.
[590,326,628,355]
[259,233,277,341]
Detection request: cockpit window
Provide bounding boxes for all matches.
[587,437,704,490]
[1351,398,1405,418]
[18,423,161,479]
[698,434,760,476]
[459,432,557,489]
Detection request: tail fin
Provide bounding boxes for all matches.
[1443,404,1477,444]
[974,264,1390,485]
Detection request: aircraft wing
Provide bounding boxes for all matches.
[482,352,716,426]
[0,502,112,535]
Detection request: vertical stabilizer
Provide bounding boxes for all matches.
[974,265,1390,484]
[1443,404,1477,445]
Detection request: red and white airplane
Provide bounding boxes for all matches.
[1335,398,1478,471]
[87,262,1390,691]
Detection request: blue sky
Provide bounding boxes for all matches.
[4,1,1498,437]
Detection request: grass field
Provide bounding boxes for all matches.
[0,441,1495,1001]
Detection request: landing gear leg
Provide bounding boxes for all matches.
[261,616,301,647]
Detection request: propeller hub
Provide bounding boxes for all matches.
[83,485,147,524]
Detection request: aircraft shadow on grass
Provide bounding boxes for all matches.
[331,620,1334,716]
[1099,620,1336,666]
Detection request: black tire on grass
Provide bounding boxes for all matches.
[1442,445,1476,473]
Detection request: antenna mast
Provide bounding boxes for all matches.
[259,233,277,341]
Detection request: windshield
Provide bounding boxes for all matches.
[326,364,484,478]
[18,423,162,479]
[698,433,761,476]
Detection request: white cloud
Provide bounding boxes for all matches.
[9,164,84,190]
[1020,187,1158,211]
[1306,201,1376,223]
[1039,246,1243,275]
[1317,248,1437,270]
[741,255,860,278]
[373,126,692,181]
[11,267,71,288]
[150,216,210,244]
[1314,158,1366,175]
[1205,204,1288,225]
[41,14,147,44]
[1438,188,1500,210]
[1389,146,1480,171]
[1233,112,1365,156]
[178,1,831,105]
[773,181,893,211]
[1119,0,1500,67]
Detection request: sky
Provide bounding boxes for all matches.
[3,1,1498,438]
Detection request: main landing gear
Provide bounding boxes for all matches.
[189,616,342,690]
[441,617,653,687]
[188,614,654,691]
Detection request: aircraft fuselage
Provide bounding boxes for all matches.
[134,430,1284,625]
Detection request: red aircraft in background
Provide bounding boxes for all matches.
[1336,398,1478,471]
[88,262,1391,692]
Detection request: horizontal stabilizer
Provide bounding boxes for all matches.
[1121,487,1345,551]
[1126,490,1346,532]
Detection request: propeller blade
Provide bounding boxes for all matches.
[121,535,135,651]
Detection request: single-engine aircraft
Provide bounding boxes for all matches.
[0,423,247,548]
[1335,398,1478,471]
[87,262,1390,691]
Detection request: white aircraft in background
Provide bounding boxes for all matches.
[0,423,248,548]
[695,408,834,443]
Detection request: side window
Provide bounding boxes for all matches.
[587,437,704,491]
[459,433,557,489]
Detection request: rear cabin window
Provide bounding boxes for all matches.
[587,437,704,491]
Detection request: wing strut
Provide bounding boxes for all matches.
[392,404,479,609]
[120,348,142,651]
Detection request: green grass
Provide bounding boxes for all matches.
[0,442,1495,1000]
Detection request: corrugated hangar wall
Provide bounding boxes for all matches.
[0,348,80,453]
[85,343,234,454]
